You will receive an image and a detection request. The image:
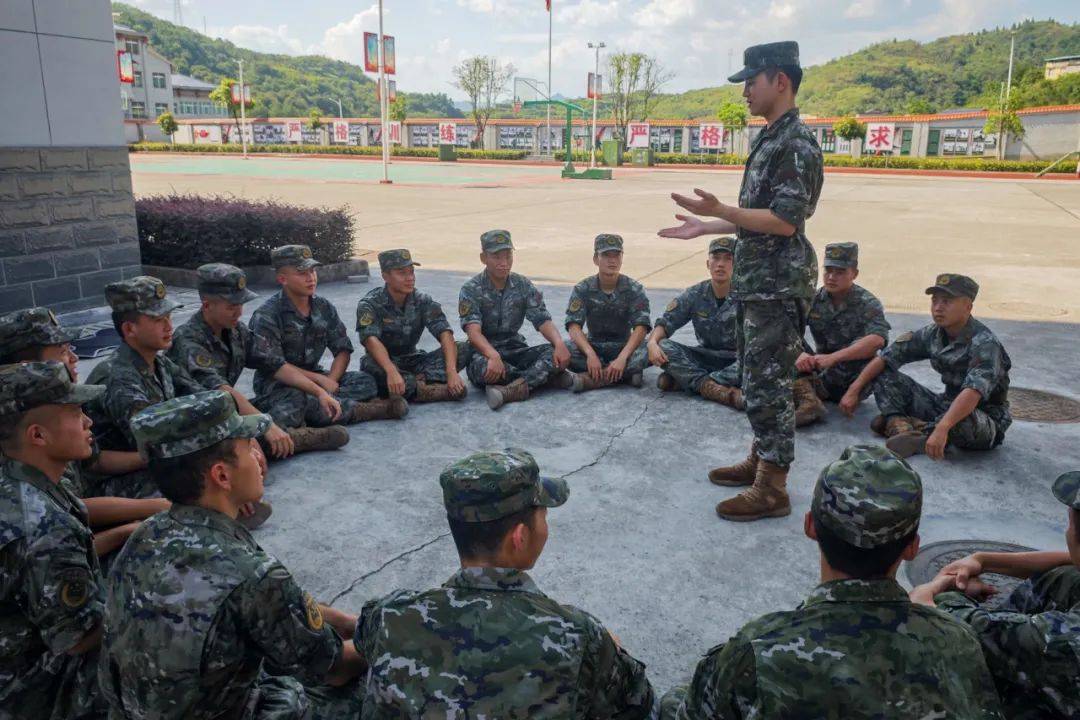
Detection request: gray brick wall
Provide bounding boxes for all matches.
[0,147,140,313]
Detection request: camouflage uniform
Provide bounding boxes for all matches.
[461,230,559,390]
[356,249,470,399]
[100,390,361,720]
[0,362,107,720]
[83,277,203,499]
[565,235,651,373]
[656,237,739,393]
[873,274,1011,450]
[935,470,1080,719]
[354,448,656,719]
[724,44,823,468]
[249,245,377,428]
[662,444,1004,719]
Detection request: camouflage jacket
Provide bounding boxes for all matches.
[167,310,275,388]
[355,566,655,719]
[84,343,204,451]
[881,316,1012,430]
[937,565,1080,719]
[734,108,823,302]
[655,281,737,355]
[806,284,890,360]
[355,286,452,358]
[670,579,1004,719]
[100,504,341,720]
[0,459,105,720]
[565,275,651,343]
[459,271,552,349]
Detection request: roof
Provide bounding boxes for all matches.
[1045,55,1080,62]
[171,74,216,91]
[114,24,147,39]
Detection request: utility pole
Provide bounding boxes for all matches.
[588,41,605,169]
[377,0,391,184]
[546,3,552,158]
[236,59,248,159]
[327,97,343,118]
[1000,31,1016,160]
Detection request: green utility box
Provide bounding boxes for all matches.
[631,147,655,167]
[601,139,623,167]
[438,144,457,161]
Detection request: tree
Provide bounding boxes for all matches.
[606,52,674,142]
[833,116,867,140]
[308,108,324,131]
[452,56,515,149]
[905,98,936,115]
[156,111,179,144]
[390,94,408,123]
[984,103,1025,159]
[208,78,255,142]
[716,101,748,129]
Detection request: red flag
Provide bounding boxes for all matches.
[546,0,551,10]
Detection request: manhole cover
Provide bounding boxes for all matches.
[988,301,1068,318]
[1010,387,1080,423]
[905,540,1035,608]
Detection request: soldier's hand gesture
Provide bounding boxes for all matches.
[658,214,708,240]
[671,188,727,218]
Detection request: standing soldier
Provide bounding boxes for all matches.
[248,244,406,426]
[793,242,889,424]
[659,42,823,522]
[647,236,741,406]
[565,234,651,392]
[356,249,471,403]
[460,229,574,410]
[168,263,350,455]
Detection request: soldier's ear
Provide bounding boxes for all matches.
[803,511,815,540]
[900,533,921,562]
[851,267,859,280]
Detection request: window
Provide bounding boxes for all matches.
[133,70,142,88]
[152,72,166,89]
[130,101,146,119]
[154,103,169,117]
[124,39,140,56]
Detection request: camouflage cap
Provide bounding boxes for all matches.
[594,233,624,255]
[105,276,182,317]
[708,236,736,255]
[197,263,259,304]
[0,361,103,420]
[379,248,421,272]
[811,444,922,549]
[925,273,979,300]
[728,41,801,83]
[1052,471,1080,510]
[271,244,321,271]
[481,229,514,254]
[440,447,569,522]
[0,307,81,361]
[130,389,271,460]
[823,242,859,269]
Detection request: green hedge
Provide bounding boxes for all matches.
[130,142,527,160]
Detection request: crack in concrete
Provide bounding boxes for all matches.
[558,400,653,480]
[327,532,451,606]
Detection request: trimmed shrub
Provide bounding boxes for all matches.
[130,142,527,160]
[136,194,353,270]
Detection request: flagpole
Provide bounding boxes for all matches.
[546,0,552,159]
[378,0,392,184]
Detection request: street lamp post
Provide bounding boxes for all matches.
[326,97,343,118]
[377,0,391,183]
[587,41,605,169]
[236,59,248,159]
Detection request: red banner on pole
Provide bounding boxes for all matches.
[364,32,379,73]
[117,51,134,83]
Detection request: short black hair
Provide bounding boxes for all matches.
[766,65,803,95]
[0,410,28,447]
[148,438,238,505]
[111,310,142,339]
[448,506,539,561]
[813,515,917,578]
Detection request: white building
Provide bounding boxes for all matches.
[114,24,172,121]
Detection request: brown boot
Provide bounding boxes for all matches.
[715,461,791,521]
[287,425,350,453]
[546,370,575,390]
[656,371,676,392]
[883,415,916,437]
[349,396,409,422]
[708,444,758,487]
[794,377,827,427]
[886,430,929,458]
[870,414,888,437]
[486,378,529,410]
[414,378,466,403]
[571,372,610,393]
[699,379,745,410]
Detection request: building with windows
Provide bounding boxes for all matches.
[1045,55,1080,80]
[172,73,225,118]
[114,24,172,121]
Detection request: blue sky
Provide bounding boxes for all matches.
[130,0,1079,98]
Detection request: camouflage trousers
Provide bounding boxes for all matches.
[872,368,1002,450]
[466,341,557,390]
[82,468,159,500]
[360,342,472,400]
[738,299,808,468]
[2,647,107,720]
[801,361,867,402]
[566,339,648,374]
[657,684,688,720]
[245,671,362,720]
[253,371,378,430]
[657,339,738,394]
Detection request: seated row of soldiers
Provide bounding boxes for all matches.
[1,365,1074,718]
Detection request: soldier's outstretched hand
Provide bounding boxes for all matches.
[658,214,707,240]
[671,188,727,218]
[838,389,860,417]
[318,392,343,422]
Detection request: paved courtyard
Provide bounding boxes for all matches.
[120,155,1080,691]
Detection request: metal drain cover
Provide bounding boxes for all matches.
[1010,387,1080,424]
[905,540,1036,608]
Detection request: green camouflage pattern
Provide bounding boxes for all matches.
[707,236,736,255]
[356,285,452,358]
[167,308,276,389]
[567,339,648,375]
[727,40,800,82]
[377,248,420,272]
[0,458,106,720]
[733,107,822,302]
[270,244,321,270]
[655,280,738,394]
[355,566,655,719]
[665,578,1004,720]
[926,272,979,300]
[100,504,349,720]
[360,344,470,400]
[440,447,568,522]
[0,361,102,419]
[129,390,271,460]
[467,344,558,390]
[656,340,740,394]
[805,284,890,399]
[0,307,81,361]
[104,276,181,317]
[811,444,922,549]
[937,565,1080,720]
[196,263,259,304]
[822,241,858,268]
[593,233,624,254]
[1053,471,1080,509]
[480,229,514,254]
[565,274,651,343]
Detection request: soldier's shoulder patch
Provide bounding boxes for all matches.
[568,298,583,313]
[665,299,678,312]
[303,592,324,631]
[358,311,374,327]
[896,331,914,343]
[59,568,92,610]
[458,300,471,316]
[194,352,213,368]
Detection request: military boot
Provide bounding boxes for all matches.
[238,499,273,531]
[886,430,930,458]
[349,396,409,421]
[870,414,888,437]
[624,370,643,388]
[287,425,350,453]
[415,377,466,403]
[793,377,827,427]
[546,370,576,390]
[656,371,676,392]
[708,444,758,486]
[715,461,791,521]
[571,372,610,393]
[699,379,745,409]
[486,378,529,410]
[883,415,916,437]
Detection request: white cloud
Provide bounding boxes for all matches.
[457,0,495,13]
[632,0,697,27]
[844,0,880,18]
[767,2,797,21]
[557,0,620,26]
[218,24,306,55]
[318,5,381,65]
